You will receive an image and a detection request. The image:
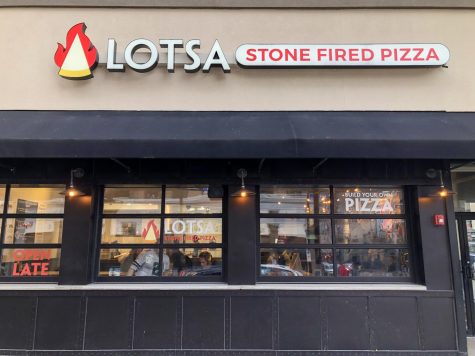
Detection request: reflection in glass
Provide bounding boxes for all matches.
[260,218,331,244]
[0,248,61,277]
[260,186,331,214]
[103,187,162,214]
[99,248,161,277]
[98,248,223,277]
[334,219,406,244]
[165,186,222,214]
[260,248,333,277]
[0,185,5,212]
[453,168,475,212]
[466,221,475,275]
[163,248,222,277]
[334,187,404,215]
[164,218,222,244]
[4,218,63,244]
[8,185,65,214]
[101,219,161,244]
[336,249,410,277]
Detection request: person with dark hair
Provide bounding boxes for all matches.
[199,251,213,268]
[170,249,192,276]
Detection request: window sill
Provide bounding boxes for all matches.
[0,283,427,291]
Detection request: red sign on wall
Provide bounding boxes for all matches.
[434,214,445,226]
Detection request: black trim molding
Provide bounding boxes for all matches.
[0,0,474,8]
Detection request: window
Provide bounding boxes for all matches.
[97,185,224,280]
[452,165,475,212]
[259,186,411,281]
[0,185,65,279]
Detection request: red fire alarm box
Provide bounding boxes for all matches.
[434,214,445,226]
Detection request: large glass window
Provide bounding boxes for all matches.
[98,185,223,280]
[452,165,475,212]
[0,185,65,278]
[259,186,411,281]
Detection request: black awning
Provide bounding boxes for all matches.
[0,111,474,159]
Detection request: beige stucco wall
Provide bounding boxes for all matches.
[0,8,474,111]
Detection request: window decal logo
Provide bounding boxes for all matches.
[142,220,159,242]
[54,23,98,80]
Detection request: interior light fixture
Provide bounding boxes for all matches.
[231,168,256,197]
[65,168,85,197]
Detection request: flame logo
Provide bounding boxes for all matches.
[54,23,98,80]
[142,220,159,242]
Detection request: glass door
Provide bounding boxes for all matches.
[456,214,475,335]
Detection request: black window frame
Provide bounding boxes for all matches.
[95,184,227,282]
[0,184,65,282]
[257,185,415,283]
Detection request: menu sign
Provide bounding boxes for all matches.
[13,199,38,244]
[334,188,404,214]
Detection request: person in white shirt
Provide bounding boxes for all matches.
[127,249,169,277]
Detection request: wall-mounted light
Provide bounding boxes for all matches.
[65,168,85,197]
[231,168,256,197]
[436,169,455,198]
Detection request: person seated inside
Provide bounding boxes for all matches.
[127,249,159,276]
[198,251,213,269]
[167,249,192,276]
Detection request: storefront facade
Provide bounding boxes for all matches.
[0,2,474,355]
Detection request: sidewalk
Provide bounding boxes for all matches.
[469,337,475,355]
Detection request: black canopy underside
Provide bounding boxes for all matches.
[0,111,473,159]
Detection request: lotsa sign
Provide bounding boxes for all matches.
[54,22,450,80]
[54,22,230,80]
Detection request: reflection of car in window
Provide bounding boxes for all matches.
[184,265,222,276]
[260,264,304,277]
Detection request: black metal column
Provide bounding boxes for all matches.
[226,185,257,285]
[416,185,467,352]
[417,186,453,290]
[59,188,95,285]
